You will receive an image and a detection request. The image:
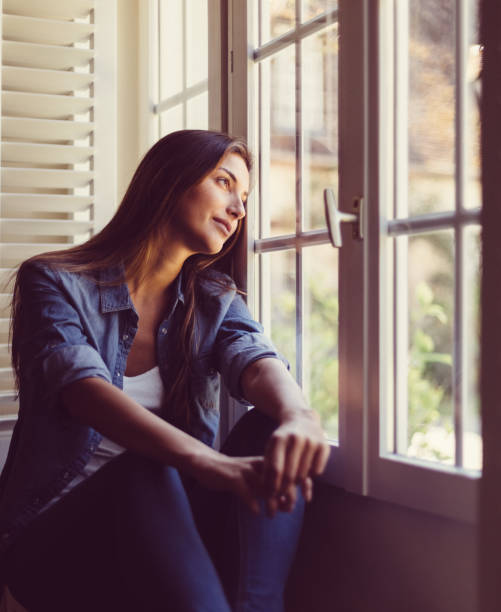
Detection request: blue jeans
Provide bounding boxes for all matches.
[4,410,304,612]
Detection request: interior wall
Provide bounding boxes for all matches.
[117,0,140,203]
[285,483,477,612]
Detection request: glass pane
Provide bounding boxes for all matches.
[260,45,296,238]
[302,24,338,231]
[464,225,481,469]
[466,0,481,209]
[187,91,208,129]
[260,0,295,45]
[405,231,454,464]
[186,0,208,88]
[160,105,184,137]
[302,0,338,21]
[261,250,296,377]
[159,0,183,101]
[303,244,339,440]
[408,0,455,215]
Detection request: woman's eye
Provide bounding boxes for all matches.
[217,177,230,188]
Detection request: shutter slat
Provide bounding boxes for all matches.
[3,117,94,141]
[0,271,14,291]
[2,168,93,188]
[2,91,93,120]
[0,346,11,369]
[1,194,93,215]
[0,320,9,345]
[3,66,93,95]
[1,219,93,237]
[0,243,69,268]
[3,0,94,21]
[2,142,93,164]
[3,41,93,70]
[0,395,18,418]
[0,367,15,390]
[0,295,11,319]
[3,15,94,46]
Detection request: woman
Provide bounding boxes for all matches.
[0,130,329,612]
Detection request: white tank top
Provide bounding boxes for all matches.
[43,366,164,509]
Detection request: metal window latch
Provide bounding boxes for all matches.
[324,188,364,248]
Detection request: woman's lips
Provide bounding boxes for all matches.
[213,218,231,236]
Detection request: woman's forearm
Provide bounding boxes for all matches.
[61,377,219,476]
[240,357,311,422]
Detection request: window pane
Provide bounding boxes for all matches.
[466,0,481,209]
[464,225,481,469]
[404,231,454,464]
[302,24,338,231]
[261,250,296,377]
[260,0,295,45]
[303,244,339,440]
[408,0,455,215]
[159,0,183,101]
[160,105,184,137]
[301,0,337,22]
[260,45,296,238]
[186,0,208,88]
[187,91,208,129]
[158,0,208,133]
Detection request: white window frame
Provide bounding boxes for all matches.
[227,0,479,522]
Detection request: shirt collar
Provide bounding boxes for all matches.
[98,264,185,314]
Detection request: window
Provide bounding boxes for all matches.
[139,0,216,148]
[228,0,480,521]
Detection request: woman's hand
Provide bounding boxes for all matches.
[263,409,329,517]
[190,452,265,515]
[240,358,331,517]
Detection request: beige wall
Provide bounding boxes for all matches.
[286,484,476,612]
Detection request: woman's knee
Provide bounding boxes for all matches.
[220,409,278,457]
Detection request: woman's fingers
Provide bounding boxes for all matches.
[300,476,313,503]
[295,439,316,486]
[311,440,331,476]
[263,434,287,495]
[262,412,330,510]
[233,457,265,515]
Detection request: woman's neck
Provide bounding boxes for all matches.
[126,248,188,300]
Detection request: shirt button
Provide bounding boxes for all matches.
[117,372,121,377]
[123,334,129,340]
[161,328,167,335]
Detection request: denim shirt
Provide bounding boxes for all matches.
[0,261,283,552]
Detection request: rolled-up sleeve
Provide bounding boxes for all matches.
[16,262,112,397]
[215,293,288,402]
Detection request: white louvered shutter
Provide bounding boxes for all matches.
[0,0,117,418]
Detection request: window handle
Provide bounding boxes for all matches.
[324,188,364,248]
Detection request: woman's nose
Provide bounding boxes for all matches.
[227,196,246,220]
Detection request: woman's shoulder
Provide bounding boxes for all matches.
[16,256,101,294]
[196,267,237,295]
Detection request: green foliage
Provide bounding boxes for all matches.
[270,266,454,454]
[305,274,339,438]
[408,282,453,461]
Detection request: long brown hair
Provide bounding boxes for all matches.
[11,129,252,425]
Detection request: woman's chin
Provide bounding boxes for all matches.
[192,240,225,257]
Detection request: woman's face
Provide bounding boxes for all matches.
[172,152,249,256]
